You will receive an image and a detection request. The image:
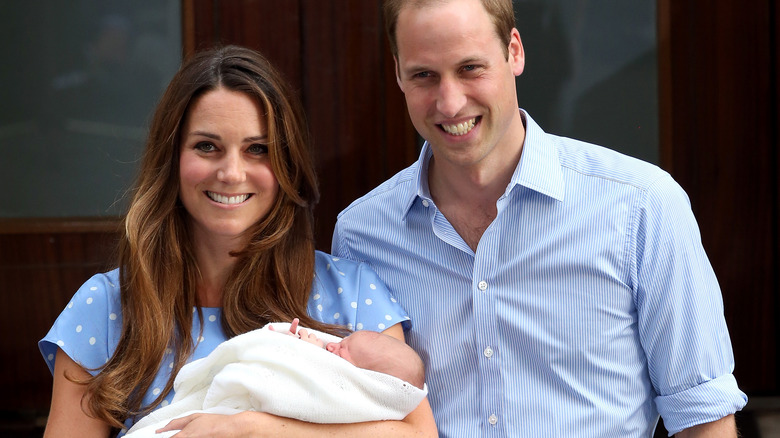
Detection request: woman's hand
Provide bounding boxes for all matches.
[156,411,266,438]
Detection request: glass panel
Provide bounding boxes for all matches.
[514,1,658,163]
[0,1,181,217]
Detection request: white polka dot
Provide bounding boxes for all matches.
[337,287,343,294]
[90,286,97,291]
[391,297,397,303]
[385,315,392,321]
[67,301,73,309]
[333,313,340,320]
[153,388,161,395]
[313,294,321,300]
[208,315,217,322]
[378,323,386,330]
[356,323,363,330]
[347,323,354,330]
[198,336,205,343]
[169,362,174,369]
[369,284,377,290]
[76,325,83,333]
[47,354,54,361]
[86,297,93,305]
[109,313,117,320]
[161,400,169,407]
[165,348,173,355]
[338,271,345,276]
[56,340,65,347]
[326,263,331,270]
[350,302,357,309]
[365,299,373,305]
[317,304,323,311]
[89,337,96,345]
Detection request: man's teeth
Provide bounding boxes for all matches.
[207,192,249,205]
[441,118,476,136]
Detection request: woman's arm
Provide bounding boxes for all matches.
[44,349,112,438]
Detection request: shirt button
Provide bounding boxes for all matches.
[488,414,498,425]
[422,199,430,207]
[478,281,488,291]
[483,346,493,358]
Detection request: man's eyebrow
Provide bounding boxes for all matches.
[401,56,485,74]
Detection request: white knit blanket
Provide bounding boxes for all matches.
[125,323,427,437]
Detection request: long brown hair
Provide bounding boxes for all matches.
[81,45,342,428]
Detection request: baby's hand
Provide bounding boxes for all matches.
[297,329,325,348]
[269,318,301,337]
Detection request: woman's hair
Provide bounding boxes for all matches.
[81,45,343,428]
[383,0,515,59]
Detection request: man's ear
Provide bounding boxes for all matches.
[508,28,525,77]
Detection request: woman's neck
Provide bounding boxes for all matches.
[191,231,245,308]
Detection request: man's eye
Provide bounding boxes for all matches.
[248,143,268,155]
[195,142,216,152]
[413,71,431,79]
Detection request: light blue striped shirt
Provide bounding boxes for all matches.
[332,110,746,437]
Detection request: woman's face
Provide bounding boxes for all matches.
[178,87,279,245]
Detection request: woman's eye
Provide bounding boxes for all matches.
[195,142,216,152]
[247,143,269,155]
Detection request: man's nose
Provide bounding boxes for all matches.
[435,77,467,118]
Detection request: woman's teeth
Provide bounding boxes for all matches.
[207,192,249,205]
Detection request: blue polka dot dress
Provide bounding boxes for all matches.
[39,251,411,435]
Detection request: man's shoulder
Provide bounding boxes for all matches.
[553,134,671,191]
[337,162,419,220]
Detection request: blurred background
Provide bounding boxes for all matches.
[0,1,776,436]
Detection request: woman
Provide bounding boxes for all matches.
[39,45,436,437]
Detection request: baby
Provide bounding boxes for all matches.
[126,320,427,437]
[274,318,425,390]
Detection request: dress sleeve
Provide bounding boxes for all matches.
[39,270,122,375]
[631,174,747,434]
[309,252,411,333]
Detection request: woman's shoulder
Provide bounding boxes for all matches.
[313,250,363,275]
[70,268,122,307]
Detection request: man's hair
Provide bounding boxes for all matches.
[383,0,516,59]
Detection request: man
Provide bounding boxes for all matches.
[332,0,747,436]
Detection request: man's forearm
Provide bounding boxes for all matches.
[675,414,737,438]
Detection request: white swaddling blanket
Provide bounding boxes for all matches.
[125,323,427,437]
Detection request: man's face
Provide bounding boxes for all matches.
[394,0,525,170]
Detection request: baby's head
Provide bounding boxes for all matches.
[326,331,425,390]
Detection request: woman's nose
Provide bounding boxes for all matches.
[216,152,246,184]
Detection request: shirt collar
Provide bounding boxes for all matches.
[401,109,565,219]
[513,109,566,202]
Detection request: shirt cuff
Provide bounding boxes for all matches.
[655,373,747,435]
